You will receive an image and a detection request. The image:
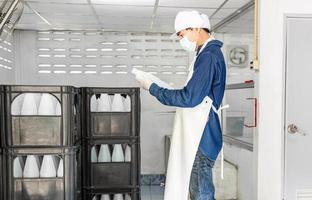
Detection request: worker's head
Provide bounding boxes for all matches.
[173,10,211,52]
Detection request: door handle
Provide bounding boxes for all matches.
[287,124,306,136]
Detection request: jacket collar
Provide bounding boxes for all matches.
[197,39,223,57]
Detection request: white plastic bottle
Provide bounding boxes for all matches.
[111,94,125,112]
[40,155,57,178]
[23,155,40,178]
[112,144,124,162]
[98,144,111,162]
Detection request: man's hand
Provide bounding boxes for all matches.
[135,76,153,90]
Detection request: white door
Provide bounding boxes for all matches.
[284,17,312,200]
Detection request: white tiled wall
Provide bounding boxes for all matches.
[223,143,256,200]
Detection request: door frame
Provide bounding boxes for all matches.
[282,14,312,200]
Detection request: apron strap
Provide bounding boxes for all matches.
[211,105,218,114]
[211,104,230,180]
[211,104,230,114]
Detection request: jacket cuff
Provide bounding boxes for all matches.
[149,83,159,97]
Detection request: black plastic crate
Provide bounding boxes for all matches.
[84,188,140,200]
[0,85,5,147]
[0,148,3,200]
[3,147,78,200]
[81,87,140,138]
[82,138,140,190]
[76,143,82,200]
[2,85,81,147]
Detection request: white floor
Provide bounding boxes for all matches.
[141,186,165,200]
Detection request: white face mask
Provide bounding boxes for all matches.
[179,35,196,52]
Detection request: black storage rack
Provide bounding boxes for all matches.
[0,85,5,147]
[0,86,5,199]
[3,147,78,200]
[81,87,140,139]
[83,138,140,189]
[0,148,3,200]
[0,85,81,200]
[85,187,140,200]
[81,87,141,200]
[2,85,81,148]
[0,85,141,200]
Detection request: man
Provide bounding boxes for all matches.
[136,10,226,200]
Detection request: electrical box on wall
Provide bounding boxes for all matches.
[250,59,259,71]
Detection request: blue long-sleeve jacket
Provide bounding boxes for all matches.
[149,40,226,161]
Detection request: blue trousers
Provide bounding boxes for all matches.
[189,149,215,200]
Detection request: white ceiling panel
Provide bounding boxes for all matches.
[156,7,216,18]
[150,24,173,33]
[93,5,153,17]
[216,9,254,33]
[224,20,253,30]
[17,14,47,24]
[152,17,224,33]
[159,0,224,8]
[98,16,151,26]
[45,15,98,25]
[15,23,52,30]
[105,25,152,32]
[23,5,34,14]
[210,18,224,26]
[153,17,241,33]
[240,9,254,20]
[26,2,94,15]
[152,17,175,32]
[26,0,88,3]
[90,0,156,6]
[15,0,254,34]
[218,26,253,34]
[211,8,237,19]
[223,0,251,8]
[153,17,175,24]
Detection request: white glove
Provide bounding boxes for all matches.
[135,75,153,90]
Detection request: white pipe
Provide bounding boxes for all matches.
[0,0,20,30]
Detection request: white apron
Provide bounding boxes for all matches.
[164,38,217,200]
